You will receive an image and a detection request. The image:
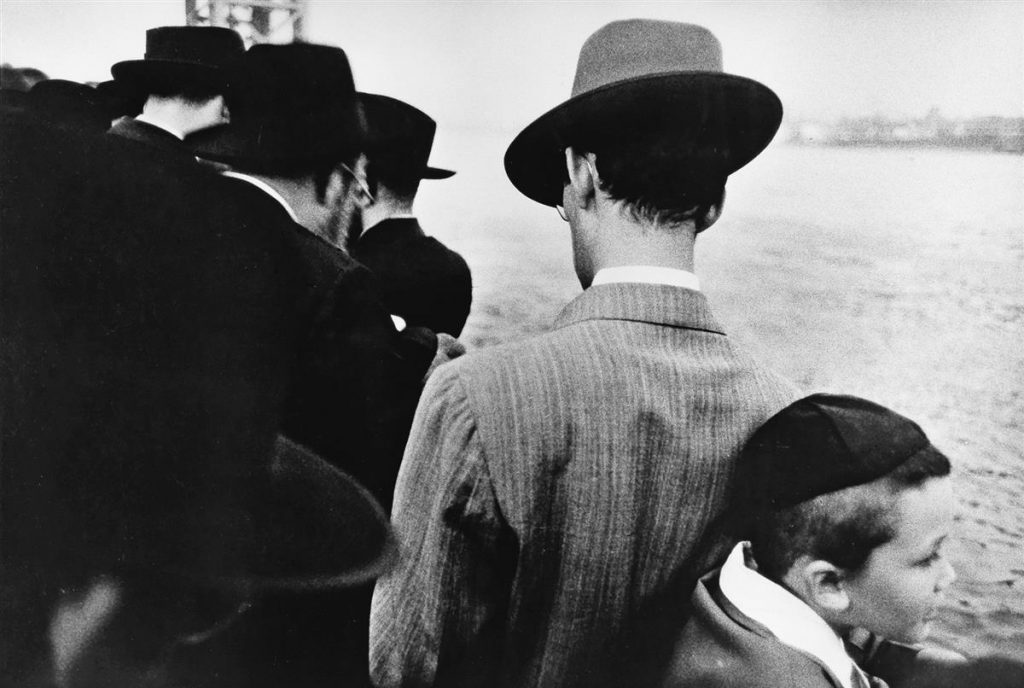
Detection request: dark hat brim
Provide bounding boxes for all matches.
[188,120,358,169]
[504,71,782,207]
[422,165,455,180]
[111,59,229,93]
[225,436,398,593]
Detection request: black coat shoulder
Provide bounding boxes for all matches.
[353,217,472,336]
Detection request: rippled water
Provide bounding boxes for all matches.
[416,132,1024,657]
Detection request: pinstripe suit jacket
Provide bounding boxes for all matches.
[370,282,799,688]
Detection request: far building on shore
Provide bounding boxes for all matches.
[786,108,1024,154]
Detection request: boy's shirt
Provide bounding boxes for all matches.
[661,542,887,688]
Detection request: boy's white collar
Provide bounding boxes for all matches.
[719,542,865,688]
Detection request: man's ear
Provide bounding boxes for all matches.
[785,556,850,613]
[564,147,596,209]
[695,189,726,233]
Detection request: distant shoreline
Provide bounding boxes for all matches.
[784,140,1024,155]
[783,113,1024,155]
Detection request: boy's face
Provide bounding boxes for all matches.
[842,476,956,644]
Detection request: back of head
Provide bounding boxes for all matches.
[565,123,728,229]
[732,394,953,581]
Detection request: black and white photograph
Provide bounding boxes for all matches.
[1,1,1021,686]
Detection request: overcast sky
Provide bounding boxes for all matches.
[2,0,1022,132]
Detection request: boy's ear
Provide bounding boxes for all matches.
[785,556,851,613]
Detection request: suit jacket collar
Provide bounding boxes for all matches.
[554,282,725,334]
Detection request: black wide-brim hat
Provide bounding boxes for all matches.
[360,92,455,180]
[111,26,244,94]
[504,19,783,207]
[191,43,364,169]
[228,436,397,592]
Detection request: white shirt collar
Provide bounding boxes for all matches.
[719,542,864,688]
[133,113,185,140]
[221,171,300,224]
[362,213,417,236]
[590,265,700,291]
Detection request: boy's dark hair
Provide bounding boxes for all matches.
[748,447,951,583]
[564,114,727,228]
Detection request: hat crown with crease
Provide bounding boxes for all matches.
[571,20,723,96]
[189,43,364,168]
[141,26,244,66]
[111,26,244,92]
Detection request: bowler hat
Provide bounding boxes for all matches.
[111,26,244,94]
[361,93,454,180]
[190,43,364,169]
[1,113,393,594]
[736,394,950,512]
[504,19,783,206]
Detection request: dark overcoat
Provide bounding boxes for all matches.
[169,179,436,688]
[352,217,472,337]
[108,117,197,164]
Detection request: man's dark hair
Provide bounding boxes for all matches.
[365,162,420,204]
[748,448,951,583]
[147,77,224,106]
[565,122,727,228]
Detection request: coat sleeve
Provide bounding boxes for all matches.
[370,363,513,688]
[283,255,435,509]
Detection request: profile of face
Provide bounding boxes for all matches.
[50,577,250,688]
[841,476,957,644]
[342,197,364,253]
[323,155,370,251]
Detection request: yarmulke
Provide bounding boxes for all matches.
[737,394,947,511]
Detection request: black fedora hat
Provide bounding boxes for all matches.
[504,19,783,207]
[360,93,454,180]
[111,26,244,94]
[0,113,394,594]
[190,43,364,169]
